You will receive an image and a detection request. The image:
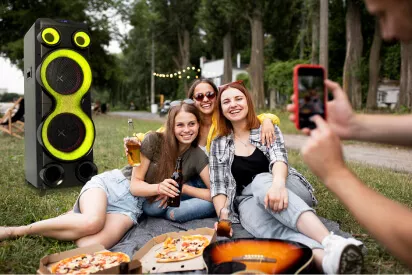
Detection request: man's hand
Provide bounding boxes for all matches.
[264,183,288,212]
[261,118,276,147]
[287,80,355,139]
[301,115,347,183]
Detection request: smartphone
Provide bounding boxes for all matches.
[293,64,327,129]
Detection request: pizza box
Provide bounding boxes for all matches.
[133,227,216,273]
[37,244,142,274]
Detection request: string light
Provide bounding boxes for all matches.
[153,66,218,79]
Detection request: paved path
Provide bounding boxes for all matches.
[110,111,412,174]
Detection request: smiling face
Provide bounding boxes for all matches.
[365,0,412,42]
[220,88,249,123]
[174,110,200,145]
[192,82,217,116]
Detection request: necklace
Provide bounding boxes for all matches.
[235,135,249,147]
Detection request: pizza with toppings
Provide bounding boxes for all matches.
[155,235,210,263]
[50,251,130,275]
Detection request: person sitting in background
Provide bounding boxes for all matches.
[210,81,364,274]
[287,0,412,268]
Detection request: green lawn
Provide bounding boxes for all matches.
[0,114,411,273]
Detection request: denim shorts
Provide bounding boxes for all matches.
[73,169,144,225]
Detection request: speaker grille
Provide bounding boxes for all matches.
[47,113,85,152]
[46,57,83,95]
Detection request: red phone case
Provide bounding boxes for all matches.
[293,64,327,129]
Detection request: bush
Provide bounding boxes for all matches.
[265,59,309,100]
[236,73,251,90]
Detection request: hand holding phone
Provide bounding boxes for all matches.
[293,64,327,129]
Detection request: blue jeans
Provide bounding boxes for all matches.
[237,172,323,249]
[143,176,216,223]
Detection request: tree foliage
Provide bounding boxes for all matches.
[0,0,121,92]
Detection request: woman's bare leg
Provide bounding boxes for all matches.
[1,188,107,241]
[296,211,330,243]
[76,213,134,249]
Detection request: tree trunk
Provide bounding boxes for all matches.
[176,29,191,92]
[399,42,412,109]
[223,31,233,84]
[249,11,265,109]
[343,0,363,109]
[319,0,328,75]
[366,21,382,109]
[311,0,319,64]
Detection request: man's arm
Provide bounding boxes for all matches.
[301,116,412,268]
[325,168,412,268]
[351,114,412,147]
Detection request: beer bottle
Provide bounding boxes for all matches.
[168,157,183,207]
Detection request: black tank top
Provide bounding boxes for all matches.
[231,148,270,195]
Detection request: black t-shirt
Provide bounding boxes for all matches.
[231,148,270,195]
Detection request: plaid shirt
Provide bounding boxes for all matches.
[209,125,317,223]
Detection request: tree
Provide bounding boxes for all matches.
[319,0,328,74]
[398,42,412,109]
[310,0,319,64]
[366,20,382,109]
[197,0,241,84]
[0,0,120,92]
[343,0,363,109]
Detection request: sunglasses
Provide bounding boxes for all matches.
[192,91,216,102]
[170,98,195,107]
[218,80,245,93]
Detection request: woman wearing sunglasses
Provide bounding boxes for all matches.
[129,102,215,222]
[209,82,364,274]
[187,78,279,155]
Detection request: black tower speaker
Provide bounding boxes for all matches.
[24,18,98,189]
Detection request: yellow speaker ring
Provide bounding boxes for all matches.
[41,27,60,45]
[38,49,94,161]
[41,111,95,161]
[40,49,92,98]
[73,31,91,48]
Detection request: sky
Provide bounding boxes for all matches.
[0,14,129,96]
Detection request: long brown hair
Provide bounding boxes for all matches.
[153,103,201,184]
[216,82,260,137]
[187,78,219,99]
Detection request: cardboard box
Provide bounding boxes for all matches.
[37,244,142,274]
[134,227,216,274]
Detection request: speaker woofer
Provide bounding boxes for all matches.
[76,161,97,183]
[47,113,85,152]
[45,57,83,95]
[39,163,64,187]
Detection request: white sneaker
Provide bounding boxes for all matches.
[322,233,364,274]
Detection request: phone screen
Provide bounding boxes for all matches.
[298,68,325,129]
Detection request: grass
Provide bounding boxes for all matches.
[1,114,411,273]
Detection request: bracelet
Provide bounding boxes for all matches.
[157,184,160,194]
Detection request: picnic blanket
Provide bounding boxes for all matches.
[110,215,353,258]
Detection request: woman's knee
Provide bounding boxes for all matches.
[251,173,273,201]
[81,215,105,235]
[143,201,166,217]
